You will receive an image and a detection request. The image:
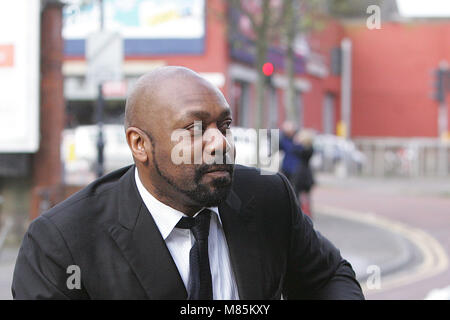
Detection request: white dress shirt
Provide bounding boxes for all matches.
[135,169,240,300]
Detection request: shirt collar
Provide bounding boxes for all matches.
[134,168,221,240]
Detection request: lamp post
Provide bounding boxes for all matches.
[436,61,449,176]
[95,0,105,178]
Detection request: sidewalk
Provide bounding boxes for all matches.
[315,173,450,198]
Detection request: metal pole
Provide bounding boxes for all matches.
[438,61,449,139]
[340,38,352,177]
[96,0,105,178]
[438,61,449,176]
[99,0,104,30]
[340,38,352,140]
[96,83,105,177]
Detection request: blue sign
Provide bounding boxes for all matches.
[63,0,205,56]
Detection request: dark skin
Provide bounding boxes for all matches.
[125,67,235,216]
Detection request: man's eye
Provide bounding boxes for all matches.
[187,122,201,130]
[220,121,232,130]
[188,122,204,134]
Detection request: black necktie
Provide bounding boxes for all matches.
[176,209,213,300]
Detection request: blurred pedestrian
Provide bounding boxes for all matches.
[291,129,315,217]
[279,121,299,185]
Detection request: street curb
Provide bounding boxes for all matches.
[315,207,420,282]
[314,204,449,294]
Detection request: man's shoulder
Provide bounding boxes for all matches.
[233,164,286,182]
[232,165,290,199]
[230,166,295,232]
[39,165,134,229]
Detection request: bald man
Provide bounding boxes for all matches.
[12,67,364,300]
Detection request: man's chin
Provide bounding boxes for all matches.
[190,182,233,207]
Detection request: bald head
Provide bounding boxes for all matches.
[124,66,225,132]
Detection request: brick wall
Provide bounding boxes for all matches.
[30,2,65,219]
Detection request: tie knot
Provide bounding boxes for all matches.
[176,209,211,241]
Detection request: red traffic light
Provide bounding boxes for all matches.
[262,62,274,76]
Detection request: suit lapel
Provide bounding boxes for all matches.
[219,190,264,299]
[108,166,187,299]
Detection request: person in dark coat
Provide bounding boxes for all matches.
[279,121,299,186]
[291,129,315,217]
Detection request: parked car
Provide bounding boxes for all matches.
[62,124,133,185]
[311,134,366,175]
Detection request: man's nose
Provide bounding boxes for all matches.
[203,128,230,157]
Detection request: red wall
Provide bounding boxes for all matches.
[346,21,450,138]
[303,20,344,133]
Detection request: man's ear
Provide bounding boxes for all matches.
[126,127,149,163]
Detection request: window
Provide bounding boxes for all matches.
[232,80,250,127]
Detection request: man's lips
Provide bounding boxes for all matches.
[205,168,229,173]
[204,171,231,179]
[203,165,233,174]
[202,166,232,178]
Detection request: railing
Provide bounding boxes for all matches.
[353,138,450,178]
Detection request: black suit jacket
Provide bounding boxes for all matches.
[12,165,364,299]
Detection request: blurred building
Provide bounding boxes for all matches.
[62,1,450,136]
[61,0,449,178]
[339,12,450,177]
[0,0,65,236]
[347,21,450,138]
[3,0,450,234]
[62,0,342,132]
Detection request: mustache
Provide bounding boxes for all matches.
[193,163,234,185]
[194,163,234,185]
[197,164,234,176]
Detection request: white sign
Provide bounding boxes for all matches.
[63,0,205,39]
[86,31,123,85]
[0,0,40,152]
[102,80,128,97]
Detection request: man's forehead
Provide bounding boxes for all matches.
[180,107,231,119]
[175,91,226,104]
[175,97,230,119]
[159,89,229,123]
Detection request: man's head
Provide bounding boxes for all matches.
[125,66,235,214]
[281,121,297,138]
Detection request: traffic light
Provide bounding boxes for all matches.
[433,68,445,103]
[331,46,342,76]
[262,62,274,87]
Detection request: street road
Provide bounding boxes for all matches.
[312,174,450,299]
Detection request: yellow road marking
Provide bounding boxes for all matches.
[314,204,449,295]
